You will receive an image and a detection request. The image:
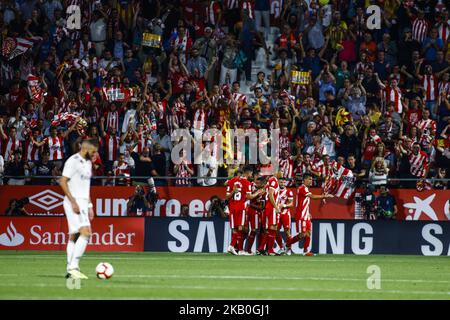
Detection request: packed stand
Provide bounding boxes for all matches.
[0,0,449,190]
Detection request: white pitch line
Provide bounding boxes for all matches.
[0,255,345,262]
[0,283,449,296]
[1,273,449,284]
[114,274,450,284]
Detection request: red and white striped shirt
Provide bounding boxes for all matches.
[192,108,207,132]
[45,136,64,161]
[105,110,120,132]
[312,161,332,187]
[175,162,193,185]
[296,185,312,221]
[438,81,450,100]
[113,161,131,186]
[423,74,438,101]
[1,137,21,161]
[135,132,151,154]
[241,0,254,19]
[279,188,294,215]
[412,18,428,43]
[384,86,403,113]
[279,135,291,153]
[265,176,280,209]
[409,151,429,177]
[226,0,239,9]
[279,158,294,186]
[205,1,221,25]
[437,22,449,43]
[232,92,248,108]
[104,134,119,161]
[417,118,436,146]
[25,140,40,162]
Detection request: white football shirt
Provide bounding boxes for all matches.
[62,153,92,200]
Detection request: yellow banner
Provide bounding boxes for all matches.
[142,33,161,48]
[291,70,310,85]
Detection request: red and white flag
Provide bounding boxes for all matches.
[2,37,42,61]
[27,74,45,103]
[323,161,355,199]
[102,86,134,102]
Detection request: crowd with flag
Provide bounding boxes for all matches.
[0,0,449,193]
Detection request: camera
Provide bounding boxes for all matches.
[355,184,377,220]
[15,197,30,209]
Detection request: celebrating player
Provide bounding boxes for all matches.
[277,177,294,255]
[225,169,252,255]
[287,173,334,256]
[59,139,98,279]
[245,173,266,255]
[262,171,283,256]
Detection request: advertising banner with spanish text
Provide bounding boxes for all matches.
[0,217,144,251]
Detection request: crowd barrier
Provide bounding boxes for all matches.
[1,217,449,256]
[0,186,449,221]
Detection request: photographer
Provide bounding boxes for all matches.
[127,185,151,217]
[207,196,228,218]
[376,186,397,220]
[356,184,377,220]
[5,198,30,216]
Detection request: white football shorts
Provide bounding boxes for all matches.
[63,197,91,235]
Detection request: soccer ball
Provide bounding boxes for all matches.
[96,262,114,279]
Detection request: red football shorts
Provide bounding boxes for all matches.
[247,208,260,230]
[296,219,312,234]
[265,207,279,228]
[229,208,246,229]
[278,212,291,230]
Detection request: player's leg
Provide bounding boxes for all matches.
[275,216,285,254]
[266,209,279,255]
[283,215,293,255]
[287,218,304,248]
[68,225,91,279]
[238,209,249,254]
[237,210,250,255]
[257,210,268,254]
[66,233,79,277]
[246,210,258,254]
[303,220,314,256]
[227,210,239,255]
[67,199,91,279]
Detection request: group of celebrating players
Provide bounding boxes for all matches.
[225,167,334,256]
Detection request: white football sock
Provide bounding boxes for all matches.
[66,240,75,272]
[68,235,89,270]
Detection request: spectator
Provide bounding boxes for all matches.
[4,150,29,185]
[32,151,58,185]
[369,156,389,187]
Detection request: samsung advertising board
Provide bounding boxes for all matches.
[144,218,450,256]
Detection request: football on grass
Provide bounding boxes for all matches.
[96,262,114,279]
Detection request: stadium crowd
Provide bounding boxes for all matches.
[0,0,449,190]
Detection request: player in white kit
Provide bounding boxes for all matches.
[59,139,98,280]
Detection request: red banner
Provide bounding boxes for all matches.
[0,217,144,251]
[0,186,448,221]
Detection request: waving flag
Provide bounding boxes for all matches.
[2,37,42,61]
[222,120,233,167]
[27,74,46,103]
[323,161,355,199]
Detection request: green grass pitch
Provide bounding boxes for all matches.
[0,251,449,299]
